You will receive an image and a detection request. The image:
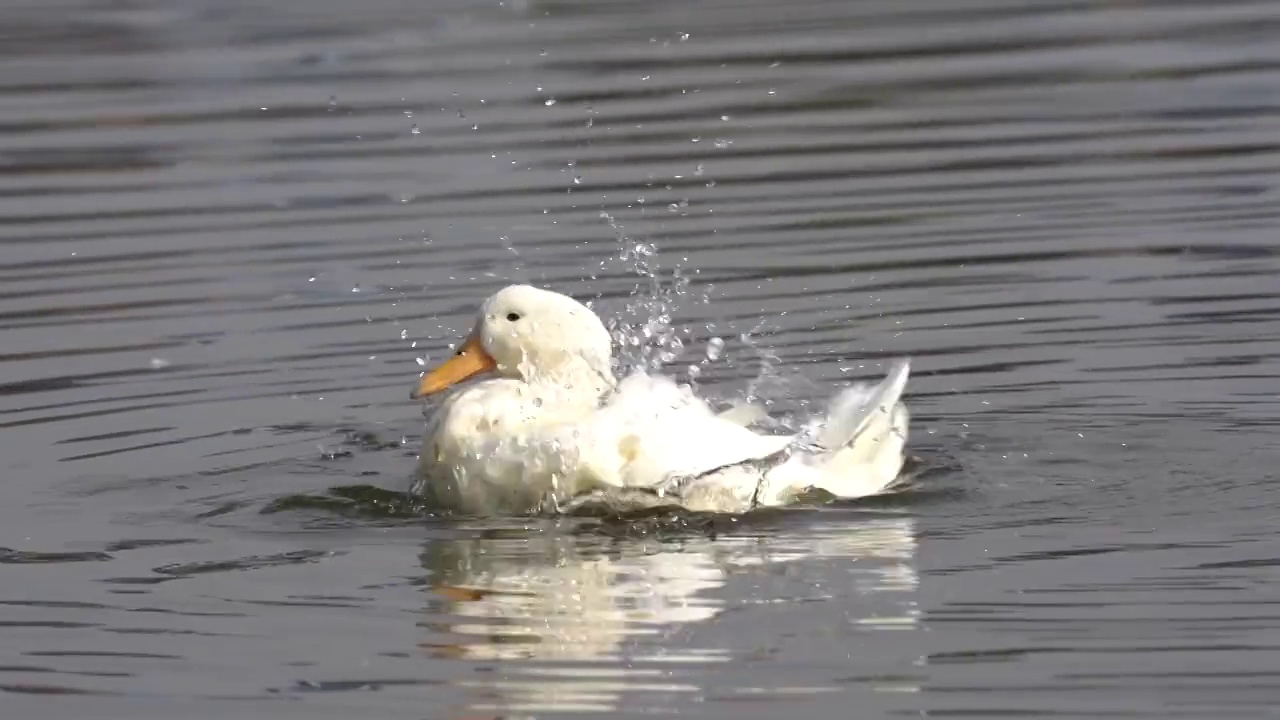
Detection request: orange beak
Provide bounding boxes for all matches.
[411,332,496,399]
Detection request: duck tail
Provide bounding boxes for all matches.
[816,359,910,453]
[791,359,911,498]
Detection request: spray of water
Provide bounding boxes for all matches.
[596,210,700,376]
[592,210,812,436]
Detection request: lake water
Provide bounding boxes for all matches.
[3,0,1280,717]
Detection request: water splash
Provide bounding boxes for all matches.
[597,211,702,376]
[592,210,812,430]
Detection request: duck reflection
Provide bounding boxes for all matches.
[420,514,918,715]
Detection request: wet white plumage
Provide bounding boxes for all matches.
[412,285,910,515]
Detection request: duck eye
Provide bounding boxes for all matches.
[506,312,521,322]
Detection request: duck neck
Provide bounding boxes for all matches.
[522,362,616,414]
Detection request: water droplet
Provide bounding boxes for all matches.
[415,357,427,366]
[148,358,170,370]
[410,124,421,134]
[706,337,725,361]
[544,98,556,106]
[400,329,408,340]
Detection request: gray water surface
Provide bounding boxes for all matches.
[3,0,1280,718]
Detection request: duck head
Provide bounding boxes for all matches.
[412,285,615,399]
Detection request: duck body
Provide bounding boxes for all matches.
[412,285,911,516]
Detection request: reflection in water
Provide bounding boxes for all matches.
[420,515,917,714]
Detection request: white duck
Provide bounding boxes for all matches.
[411,285,910,516]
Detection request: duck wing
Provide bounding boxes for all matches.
[585,373,792,491]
